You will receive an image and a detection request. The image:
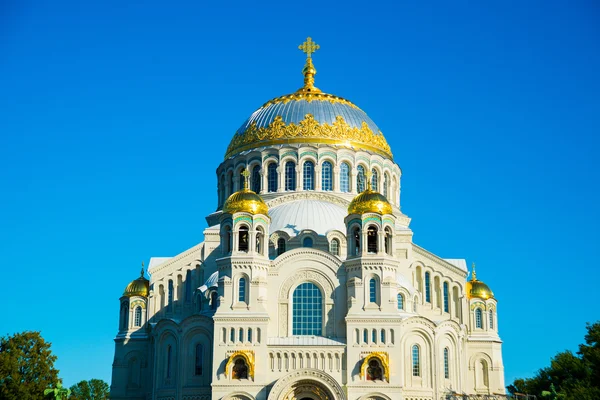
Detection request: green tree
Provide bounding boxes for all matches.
[508,321,600,400]
[68,379,109,400]
[0,331,60,400]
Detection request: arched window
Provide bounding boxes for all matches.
[443,282,449,313]
[321,161,333,191]
[340,162,350,193]
[210,291,218,310]
[267,162,278,192]
[425,272,431,303]
[475,308,483,328]
[224,226,232,254]
[195,344,203,375]
[166,345,173,378]
[256,227,264,255]
[384,173,390,198]
[353,227,361,255]
[285,161,296,191]
[371,168,379,191]
[363,329,368,344]
[134,306,142,327]
[372,329,377,344]
[367,225,378,253]
[248,328,253,343]
[397,293,404,310]
[232,358,248,379]
[489,309,494,329]
[366,358,383,381]
[330,238,340,256]
[277,238,286,256]
[238,226,249,252]
[303,237,313,248]
[119,303,128,330]
[238,170,245,190]
[303,161,315,190]
[380,329,386,343]
[251,165,261,193]
[167,280,174,312]
[412,345,420,376]
[357,165,366,192]
[228,171,234,196]
[230,328,235,343]
[444,347,450,379]
[185,270,192,303]
[369,278,377,303]
[384,227,392,255]
[238,277,247,303]
[239,328,243,343]
[292,282,322,335]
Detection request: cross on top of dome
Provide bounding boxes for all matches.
[298,37,320,59]
[298,37,321,93]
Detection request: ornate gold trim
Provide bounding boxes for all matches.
[226,114,392,160]
[261,92,359,109]
[225,350,255,380]
[360,352,390,382]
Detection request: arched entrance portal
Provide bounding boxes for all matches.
[268,369,345,400]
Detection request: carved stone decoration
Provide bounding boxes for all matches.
[266,191,350,209]
[267,369,346,400]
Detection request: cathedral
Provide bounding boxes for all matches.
[110,38,505,400]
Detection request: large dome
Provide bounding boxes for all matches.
[225,49,392,160]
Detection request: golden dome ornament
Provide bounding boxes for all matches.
[348,172,393,215]
[123,263,150,297]
[222,169,269,216]
[465,263,494,300]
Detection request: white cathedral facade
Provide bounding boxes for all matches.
[110,39,505,400]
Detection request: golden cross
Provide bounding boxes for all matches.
[242,169,251,190]
[299,37,320,59]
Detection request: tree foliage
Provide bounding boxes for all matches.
[0,331,60,400]
[68,379,109,400]
[508,321,600,400]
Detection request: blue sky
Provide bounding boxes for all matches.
[1,0,599,388]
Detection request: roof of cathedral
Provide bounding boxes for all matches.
[269,199,346,236]
[224,38,392,160]
[348,178,393,215]
[222,170,269,215]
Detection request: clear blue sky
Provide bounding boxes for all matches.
[1,0,599,388]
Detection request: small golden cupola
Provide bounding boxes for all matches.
[465,263,494,300]
[348,173,393,215]
[123,266,150,297]
[222,169,269,215]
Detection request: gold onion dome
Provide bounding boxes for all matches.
[224,37,392,160]
[465,264,494,300]
[123,267,150,297]
[348,177,393,215]
[222,170,269,215]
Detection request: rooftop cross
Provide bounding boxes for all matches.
[298,37,320,59]
[471,262,477,281]
[242,169,251,190]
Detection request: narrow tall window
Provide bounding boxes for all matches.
[425,272,431,303]
[211,291,218,310]
[303,237,313,248]
[371,168,379,191]
[340,162,350,192]
[321,161,333,191]
[412,345,420,376]
[239,328,243,343]
[384,227,392,255]
[267,162,278,192]
[248,328,253,343]
[224,226,232,254]
[134,306,142,327]
[303,161,315,190]
[475,308,483,328]
[251,165,261,193]
[357,165,366,192]
[167,280,174,312]
[380,329,386,343]
[330,239,340,256]
[166,345,172,378]
[372,329,377,344]
[285,161,296,191]
[228,172,234,195]
[195,344,203,375]
[444,347,450,379]
[353,227,361,255]
[256,227,264,254]
[489,310,494,329]
[277,238,286,256]
[292,282,322,335]
[384,173,390,198]
[120,303,128,330]
[238,277,246,302]
[397,293,404,310]
[238,170,245,190]
[238,226,249,252]
[443,282,449,313]
[185,270,192,303]
[230,328,235,342]
[363,329,368,344]
[369,278,377,303]
[367,226,378,253]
